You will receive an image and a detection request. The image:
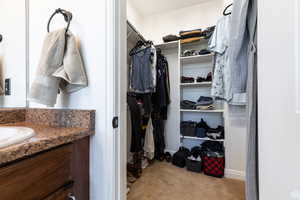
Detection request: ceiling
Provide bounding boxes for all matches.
[129,0,215,16]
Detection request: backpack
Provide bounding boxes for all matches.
[172,147,191,168]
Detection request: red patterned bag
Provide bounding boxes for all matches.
[202,154,225,178]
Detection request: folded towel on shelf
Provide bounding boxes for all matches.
[29,28,87,107]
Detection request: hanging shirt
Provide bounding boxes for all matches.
[129,45,157,93]
[227,0,250,106]
[208,15,232,101]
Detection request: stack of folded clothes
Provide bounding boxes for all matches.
[181,76,195,83]
[196,119,224,140]
[197,72,212,83]
[180,29,203,44]
[179,26,216,44]
[181,100,196,110]
[195,96,214,110]
[182,49,211,57]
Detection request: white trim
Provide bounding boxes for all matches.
[225,169,246,180]
[105,0,118,199]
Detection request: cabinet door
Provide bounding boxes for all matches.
[0,145,72,200]
[44,186,72,200]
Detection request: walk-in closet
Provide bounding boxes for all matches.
[126,0,256,199]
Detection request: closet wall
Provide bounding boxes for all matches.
[128,0,247,179]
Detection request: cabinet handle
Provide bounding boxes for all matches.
[68,193,76,200]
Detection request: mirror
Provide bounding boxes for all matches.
[0,0,27,107]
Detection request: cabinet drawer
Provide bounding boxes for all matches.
[0,145,72,200]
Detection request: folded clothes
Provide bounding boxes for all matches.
[196,96,214,106]
[181,100,196,110]
[179,29,202,36]
[181,76,195,83]
[202,26,216,39]
[163,34,180,43]
[181,37,204,44]
[197,72,212,83]
[196,105,215,110]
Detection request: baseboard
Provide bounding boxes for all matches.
[225,169,245,180]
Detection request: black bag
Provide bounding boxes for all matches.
[186,158,202,173]
[180,121,197,137]
[172,147,191,168]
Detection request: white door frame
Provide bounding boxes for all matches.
[106,0,127,199]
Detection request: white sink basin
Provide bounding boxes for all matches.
[0,127,35,149]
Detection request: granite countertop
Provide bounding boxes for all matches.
[0,108,95,166]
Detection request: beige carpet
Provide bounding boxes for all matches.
[128,162,245,200]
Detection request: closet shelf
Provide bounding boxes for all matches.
[180,54,213,64]
[180,109,224,113]
[180,135,225,142]
[180,82,212,87]
[155,41,179,50]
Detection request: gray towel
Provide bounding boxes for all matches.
[29,29,87,106]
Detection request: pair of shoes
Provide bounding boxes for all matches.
[197,72,212,82]
[199,49,211,55]
[207,126,224,140]
[181,76,195,83]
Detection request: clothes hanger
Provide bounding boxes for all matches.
[223,3,233,16]
[129,40,153,56]
[47,8,73,34]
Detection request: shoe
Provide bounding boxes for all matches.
[198,49,211,55]
[207,126,224,140]
[181,76,195,83]
[206,72,212,82]
[196,76,206,83]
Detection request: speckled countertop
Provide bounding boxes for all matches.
[0,108,95,166]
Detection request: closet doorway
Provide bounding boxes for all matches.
[116,0,254,199]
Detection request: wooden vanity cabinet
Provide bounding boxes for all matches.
[0,137,90,200]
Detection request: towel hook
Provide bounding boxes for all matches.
[47,8,73,33]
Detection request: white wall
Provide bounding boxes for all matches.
[140,0,223,44]
[0,0,27,107]
[127,1,145,35]
[28,0,111,199]
[258,0,300,199]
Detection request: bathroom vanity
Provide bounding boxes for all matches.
[0,108,95,200]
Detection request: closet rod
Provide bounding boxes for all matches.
[127,20,146,42]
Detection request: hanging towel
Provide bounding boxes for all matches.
[29,29,87,107]
[144,118,155,160]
